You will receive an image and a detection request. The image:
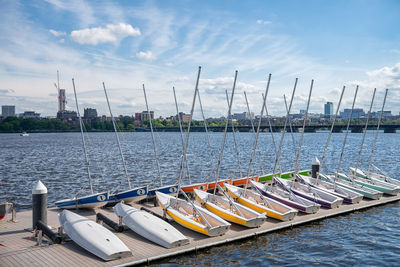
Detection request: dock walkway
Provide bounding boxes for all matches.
[1,195,399,266]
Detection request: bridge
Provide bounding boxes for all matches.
[151,124,400,133]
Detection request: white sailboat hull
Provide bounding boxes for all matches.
[114,203,189,248]
[59,210,131,261]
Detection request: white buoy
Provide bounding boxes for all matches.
[312,157,321,178]
[32,180,47,229]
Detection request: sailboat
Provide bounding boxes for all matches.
[141,84,179,197]
[334,172,399,195]
[350,167,400,187]
[156,67,231,236]
[156,191,230,236]
[55,78,108,209]
[348,89,400,192]
[279,80,343,209]
[222,74,296,221]
[114,202,189,248]
[59,210,131,261]
[193,70,266,228]
[254,78,320,214]
[224,183,297,221]
[102,82,148,204]
[251,180,320,213]
[299,170,363,204]
[330,87,398,196]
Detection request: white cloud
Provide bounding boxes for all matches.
[49,29,66,37]
[59,38,65,43]
[136,50,156,60]
[70,23,141,45]
[390,49,400,54]
[351,63,400,90]
[256,19,272,25]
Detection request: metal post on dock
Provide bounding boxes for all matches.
[32,180,47,229]
[312,157,320,178]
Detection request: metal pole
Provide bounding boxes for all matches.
[244,91,265,174]
[245,74,272,192]
[142,84,163,186]
[354,88,376,174]
[272,78,298,175]
[225,90,243,178]
[283,94,297,155]
[72,78,93,194]
[176,67,201,195]
[173,87,192,184]
[214,70,238,195]
[103,82,131,188]
[368,89,388,172]
[294,80,314,174]
[197,89,217,185]
[264,96,282,174]
[336,85,359,176]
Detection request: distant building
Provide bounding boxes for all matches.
[84,108,97,119]
[324,102,333,115]
[300,109,306,114]
[176,112,191,123]
[135,111,154,121]
[232,112,254,121]
[19,111,40,119]
[2,105,15,118]
[57,110,77,121]
[58,89,66,112]
[340,108,365,119]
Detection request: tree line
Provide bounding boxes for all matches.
[0,116,398,133]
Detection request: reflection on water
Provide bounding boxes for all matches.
[1,131,399,265]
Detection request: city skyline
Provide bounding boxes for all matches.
[0,1,399,118]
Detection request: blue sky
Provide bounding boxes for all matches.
[0,0,399,117]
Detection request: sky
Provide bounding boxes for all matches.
[0,0,400,118]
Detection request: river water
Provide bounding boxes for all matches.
[1,131,399,265]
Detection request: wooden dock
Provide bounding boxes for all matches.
[1,194,399,266]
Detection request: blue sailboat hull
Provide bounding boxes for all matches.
[55,192,109,209]
[108,186,148,204]
[148,184,178,196]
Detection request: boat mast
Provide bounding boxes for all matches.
[335,85,359,178]
[368,89,388,173]
[272,78,298,176]
[354,88,376,174]
[245,74,271,191]
[197,89,217,185]
[225,90,243,178]
[72,78,93,194]
[294,80,314,174]
[283,94,297,155]
[214,70,238,195]
[176,67,201,194]
[243,91,265,175]
[318,86,345,178]
[103,82,131,188]
[142,84,163,186]
[172,87,192,184]
[264,94,282,174]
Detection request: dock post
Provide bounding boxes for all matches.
[312,157,320,178]
[32,180,47,229]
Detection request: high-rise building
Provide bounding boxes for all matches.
[58,89,66,112]
[2,105,15,118]
[324,102,333,115]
